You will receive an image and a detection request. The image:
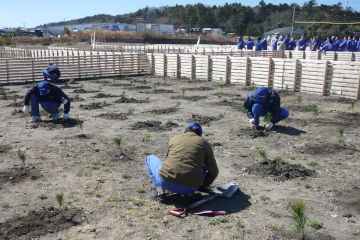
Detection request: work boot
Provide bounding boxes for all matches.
[151,190,166,202]
[30,116,41,122]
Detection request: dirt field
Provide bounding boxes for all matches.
[0,75,359,240]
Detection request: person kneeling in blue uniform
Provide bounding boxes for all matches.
[244,87,289,130]
[23,81,70,122]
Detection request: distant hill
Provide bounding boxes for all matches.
[39,2,360,39]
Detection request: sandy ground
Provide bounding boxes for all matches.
[0,75,359,240]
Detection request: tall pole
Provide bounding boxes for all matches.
[291,5,295,37]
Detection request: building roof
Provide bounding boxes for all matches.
[264,27,304,35]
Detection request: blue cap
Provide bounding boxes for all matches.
[256,87,268,103]
[187,122,203,136]
[38,81,49,96]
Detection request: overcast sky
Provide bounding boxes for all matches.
[1,0,359,28]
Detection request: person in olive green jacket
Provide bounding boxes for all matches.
[145,122,219,201]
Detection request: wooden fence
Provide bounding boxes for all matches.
[0,53,149,84]
[150,53,360,99]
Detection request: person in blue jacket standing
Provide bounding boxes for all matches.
[284,35,291,50]
[335,37,341,49]
[246,36,254,50]
[315,36,321,50]
[319,38,334,52]
[289,37,296,50]
[339,36,347,51]
[272,36,279,51]
[331,36,338,51]
[237,37,245,50]
[298,35,307,51]
[244,87,289,130]
[22,81,70,122]
[261,36,267,50]
[255,37,263,51]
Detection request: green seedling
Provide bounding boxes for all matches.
[141,134,151,142]
[186,228,193,232]
[2,203,9,208]
[258,149,268,162]
[334,162,342,165]
[39,194,47,200]
[95,192,101,197]
[260,195,270,201]
[236,222,244,230]
[128,107,135,115]
[290,199,307,239]
[303,184,312,188]
[13,222,22,229]
[175,101,181,108]
[338,126,345,145]
[99,86,102,89]
[124,146,134,154]
[13,95,17,104]
[290,156,296,160]
[74,93,79,100]
[144,96,150,101]
[2,91,7,99]
[204,132,214,136]
[152,233,160,238]
[220,84,224,88]
[265,112,272,124]
[103,100,107,105]
[21,202,29,206]
[143,151,150,155]
[136,188,145,193]
[121,91,126,97]
[192,72,196,80]
[285,84,289,92]
[144,74,148,79]
[56,192,64,207]
[113,137,123,150]
[17,150,27,174]
[152,68,155,75]
[122,173,130,179]
[349,100,355,110]
[309,220,323,229]
[216,217,228,223]
[307,161,318,166]
[297,96,302,104]
[165,119,172,125]
[64,153,70,158]
[80,83,84,88]
[218,93,222,98]
[113,77,116,83]
[75,117,84,134]
[93,74,97,79]
[188,79,192,84]
[69,79,75,84]
[180,88,185,95]
[240,154,248,157]
[218,112,226,118]
[130,79,134,85]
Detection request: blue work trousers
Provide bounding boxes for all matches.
[145,155,206,195]
[252,103,289,125]
[43,70,60,81]
[30,93,61,117]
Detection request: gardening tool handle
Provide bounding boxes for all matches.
[189,194,220,209]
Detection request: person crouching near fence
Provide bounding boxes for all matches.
[145,122,219,202]
[42,63,61,81]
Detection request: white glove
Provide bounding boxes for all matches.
[249,118,255,124]
[266,122,274,130]
[63,113,69,120]
[62,98,68,104]
[23,105,30,114]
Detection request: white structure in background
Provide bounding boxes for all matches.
[150,24,173,34]
[91,32,95,50]
[202,28,222,37]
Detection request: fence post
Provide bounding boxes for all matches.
[5,60,9,81]
[356,66,360,99]
[267,58,272,88]
[151,54,155,75]
[163,54,167,77]
[245,57,250,86]
[137,54,140,75]
[98,53,101,77]
[322,61,329,96]
[207,55,211,81]
[176,54,180,79]
[225,56,230,84]
[292,59,299,92]
[191,55,195,80]
[78,55,81,79]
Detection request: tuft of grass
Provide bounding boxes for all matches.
[95,192,101,197]
[17,150,27,174]
[2,203,9,208]
[141,134,151,142]
[128,107,135,115]
[216,217,228,223]
[136,188,145,193]
[297,96,302,104]
[204,132,214,136]
[260,195,270,201]
[13,95,17,104]
[152,233,160,238]
[165,119,172,125]
[2,91,7,99]
[334,162,342,165]
[21,202,29,206]
[175,101,181,108]
[180,88,185,95]
[56,193,64,207]
[290,199,307,239]
[307,161,318,166]
[290,156,296,160]
[258,149,268,162]
[39,194,47,200]
[124,146,134,154]
[218,93,222,98]
[236,222,245,230]
[122,173,130,179]
[144,96,150,101]
[309,220,323,229]
[209,220,218,225]
[218,112,226,118]
[303,184,312,189]
[113,137,123,150]
[349,100,355,110]
[240,153,248,158]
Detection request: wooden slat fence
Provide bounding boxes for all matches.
[151,53,360,99]
[0,53,149,84]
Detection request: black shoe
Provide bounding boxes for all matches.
[151,190,166,202]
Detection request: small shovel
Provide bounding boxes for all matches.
[169,182,238,217]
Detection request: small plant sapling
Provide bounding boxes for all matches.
[56,192,64,207]
[258,149,268,163]
[297,96,302,104]
[290,199,307,240]
[113,137,123,150]
[144,96,150,102]
[128,107,135,115]
[265,112,273,124]
[2,91,7,99]
[99,85,102,89]
[39,194,47,200]
[175,101,181,108]
[74,93,79,100]
[141,134,151,142]
[113,77,116,83]
[165,119,172,125]
[218,112,226,118]
[285,84,289,93]
[180,88,185,95]
[218,93,222,98]
[75,117,84,134]
[188,79,192,84]
[236,222,245,230]
[13,95,17,104]
[121,91,126,97]
[130,79,134,85]
[338,126,345,145]
[349,100,355,110]
[17,150,27,174]
[93,74,97,79]
[309,220,323,229]
[144,73,148,79]
[220,83,224,88]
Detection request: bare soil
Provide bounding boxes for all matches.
[0,75,359,239]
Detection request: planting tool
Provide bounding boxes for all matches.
[193,210,226,215]
[57,118,66,124]
[169,182,238,217]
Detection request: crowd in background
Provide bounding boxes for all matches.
[236,35,360,52]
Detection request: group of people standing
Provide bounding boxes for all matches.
[237,34,360,52]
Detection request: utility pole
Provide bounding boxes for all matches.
[291,4,295,37]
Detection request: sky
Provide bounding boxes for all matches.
[1,0,360,29]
